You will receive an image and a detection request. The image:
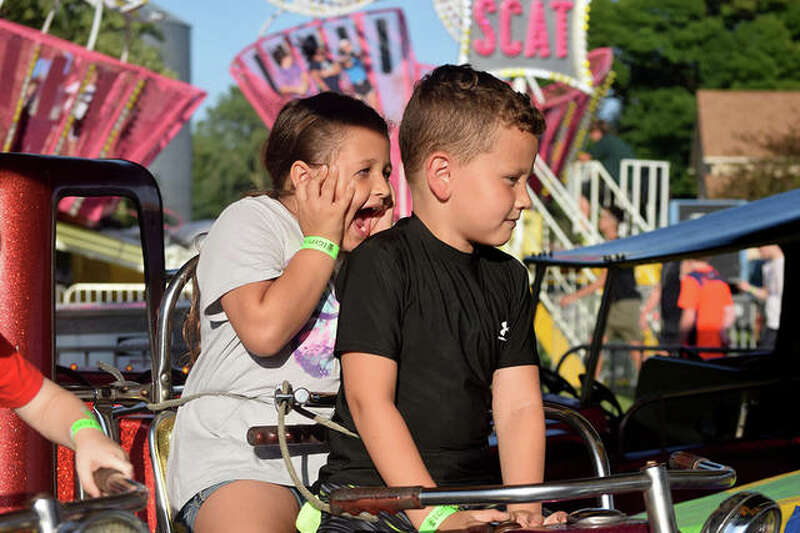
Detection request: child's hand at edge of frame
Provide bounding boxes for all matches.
[73,428,133,498]
[508,508,569,528]
[437,509,511,532]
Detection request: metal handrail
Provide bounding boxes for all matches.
[620,159,671,229]
[328,452,735,533]
[154,255,198,403]
[534,158,602,244]
[574,161,652,235]
[554,343,767,374]
[543,403,613,509]
[0,469,148,532]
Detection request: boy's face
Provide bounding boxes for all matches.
[449,127,537,248]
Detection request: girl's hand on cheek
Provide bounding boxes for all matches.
[295,165,353,244]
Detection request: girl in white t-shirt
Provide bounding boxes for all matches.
[167,92,393,533]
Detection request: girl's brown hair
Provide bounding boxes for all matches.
[184,92,389,364]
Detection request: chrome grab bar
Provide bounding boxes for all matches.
[543,402,613,509]
[0,469,148,532]
[328,452,735,533]
[153,255,198,404]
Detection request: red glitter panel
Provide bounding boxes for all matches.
[119,415,156,530]
[0,168,54,508]
[57,445,76,503]
[57,415,156,530]
[0,18,205,228]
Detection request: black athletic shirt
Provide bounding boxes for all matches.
[318,214,540,488]
[659,261,681,330]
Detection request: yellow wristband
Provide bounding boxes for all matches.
[70,416,102,442]
[302,236,339,260]
[419,505,459,533]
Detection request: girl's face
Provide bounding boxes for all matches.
[334,126,392,251]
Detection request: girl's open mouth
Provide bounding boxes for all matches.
[352,206,385,237]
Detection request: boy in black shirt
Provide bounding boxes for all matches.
[310,65,559,532]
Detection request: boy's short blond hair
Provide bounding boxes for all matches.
[399,64,546,181]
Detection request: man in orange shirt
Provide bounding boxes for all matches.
[677,259,735,359]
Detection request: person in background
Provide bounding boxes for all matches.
[301,36,342,93]
[561,205,643,371]
[639,261,682,349]
[737,245,784,348]
[337,39,377,109]
[0,334,133,497]
[577,120,635,218]
[272,45,309,97]
[678,258,735,359]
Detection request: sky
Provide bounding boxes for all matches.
[153,0,459,119]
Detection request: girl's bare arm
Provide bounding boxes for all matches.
[222,166,358,356]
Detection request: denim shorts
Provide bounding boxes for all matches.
[177,480,305,531]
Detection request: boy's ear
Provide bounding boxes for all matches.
[425,152,453,202]
[288,161,313,189]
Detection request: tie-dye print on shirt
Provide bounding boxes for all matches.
[289,283,339,378]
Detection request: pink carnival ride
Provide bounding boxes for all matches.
[230,8,613,217]
[0,18,205,228]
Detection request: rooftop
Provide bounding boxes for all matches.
[696,89,800,158]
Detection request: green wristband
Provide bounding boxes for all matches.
[302,236,339,260]
[70,416,102,442]
[419,505,459,533]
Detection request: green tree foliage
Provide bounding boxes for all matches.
[192,86,270,219]
[588,0,800,197]
[0,0,168,74]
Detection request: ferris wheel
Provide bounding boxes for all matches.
[432,0,463,41]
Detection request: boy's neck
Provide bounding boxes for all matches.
[412,200,474,254]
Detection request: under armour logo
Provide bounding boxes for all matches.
[498,321,510,342]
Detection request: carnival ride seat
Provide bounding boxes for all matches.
[620,356,750,453]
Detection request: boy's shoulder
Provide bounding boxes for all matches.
[350,216,416,259]
[477,244,529,279]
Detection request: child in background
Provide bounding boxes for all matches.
[309,64,566,532]
[167,92,393,533]
[337,39,377,109]
[0,333,132,497]
[272,45,310,97]
[302,36,343,93]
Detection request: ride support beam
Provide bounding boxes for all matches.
[0,159,54,509]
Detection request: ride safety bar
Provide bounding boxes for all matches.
[327,452,734,518]
[0,469,148,532]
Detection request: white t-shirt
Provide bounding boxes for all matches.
[166,195,340,512]
[763,255,784,330]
